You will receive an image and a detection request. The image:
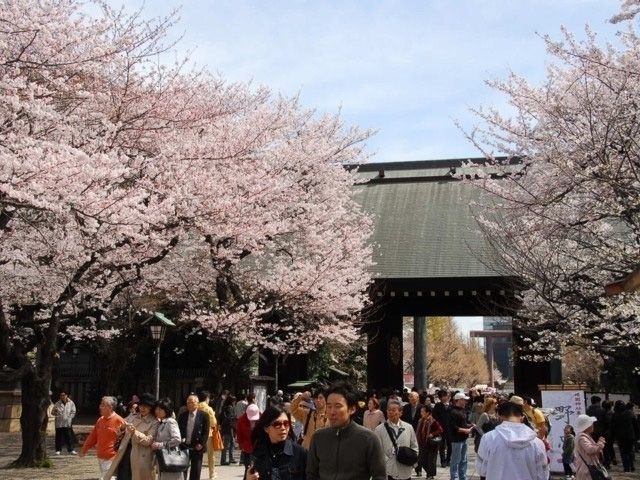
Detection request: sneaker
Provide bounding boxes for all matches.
[55,451,61,455]
[70,450,77,455]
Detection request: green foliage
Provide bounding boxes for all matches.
[307,337,367,389]
[35,458,52,468]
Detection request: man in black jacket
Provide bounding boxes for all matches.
[449,392,475,480]
[178,394,210,480]
[432,390,452,468]
[307,381,386,480]
[586,395,606,440]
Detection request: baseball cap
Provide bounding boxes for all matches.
[453,392,469,401]
[246,404,260,421]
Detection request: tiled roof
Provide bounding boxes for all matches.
[351,159,509,279]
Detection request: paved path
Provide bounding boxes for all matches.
[0,430,636,479]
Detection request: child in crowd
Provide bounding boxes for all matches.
[562,424,576,480]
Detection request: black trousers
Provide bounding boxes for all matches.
[419,447,438,477]
[54,427,74,452]
[438,435,451,465]
[619,439,636,472]
[117,443,132,480]
[603,434,616,467]
[184,450,204,480]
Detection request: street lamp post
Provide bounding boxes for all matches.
[142,312,175,399]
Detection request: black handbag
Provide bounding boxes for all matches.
[427,435,442,450]
[384,423,418,466]
[578,452,610,480]
[156,446,190,472]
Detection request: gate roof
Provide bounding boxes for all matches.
[351,158,512,279]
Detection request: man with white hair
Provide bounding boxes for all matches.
[376,399,419,480]
[80,396,126,479]
[179,394,210,480]
[402,392,424,477]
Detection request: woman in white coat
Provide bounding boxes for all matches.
[151,398,183,480]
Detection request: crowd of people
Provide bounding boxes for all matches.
[53,384,639,480]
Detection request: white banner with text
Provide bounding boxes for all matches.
[541,389,586,473]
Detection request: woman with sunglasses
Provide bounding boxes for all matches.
[246,405,307,480]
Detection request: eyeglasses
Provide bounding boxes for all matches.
[270,420,290,429]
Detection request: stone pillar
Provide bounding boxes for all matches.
[486,337,494,388]
[0,382,21,432]
[413,316,428,390]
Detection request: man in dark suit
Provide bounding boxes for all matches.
[178,394,210,480]
[432,390,452,468]
[586,395,606,440]
[402,391,424,476]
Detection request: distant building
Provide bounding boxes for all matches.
[483,317,513,381]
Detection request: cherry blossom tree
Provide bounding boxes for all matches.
[1,0,373,466]
[461,3,640,378]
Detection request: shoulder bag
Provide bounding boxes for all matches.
[384,422,418,466]
[577,451,610,480]
[212,426,224,451]
[297,409,313,445]
[156,445,190,472]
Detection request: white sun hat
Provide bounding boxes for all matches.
[574,414,598,433]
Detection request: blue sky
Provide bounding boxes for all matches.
[454,316,484,339]
[118,0,620,161]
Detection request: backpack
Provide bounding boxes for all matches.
[220,405,236,429]
[481,416,500,433]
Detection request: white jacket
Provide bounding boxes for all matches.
[53,399,76,428]
[375,420,419,480]
[476,421,549,480]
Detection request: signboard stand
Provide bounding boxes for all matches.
[539,384,586,474]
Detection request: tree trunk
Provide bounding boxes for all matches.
[11,367,50,467]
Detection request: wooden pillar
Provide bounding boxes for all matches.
[367,314,403,391]
[512,330,554,404]
[413,316,428,390]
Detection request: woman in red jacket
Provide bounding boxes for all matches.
[416,404,443,480]
[236,404,260,477]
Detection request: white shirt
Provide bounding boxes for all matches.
[186,411,196,443]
